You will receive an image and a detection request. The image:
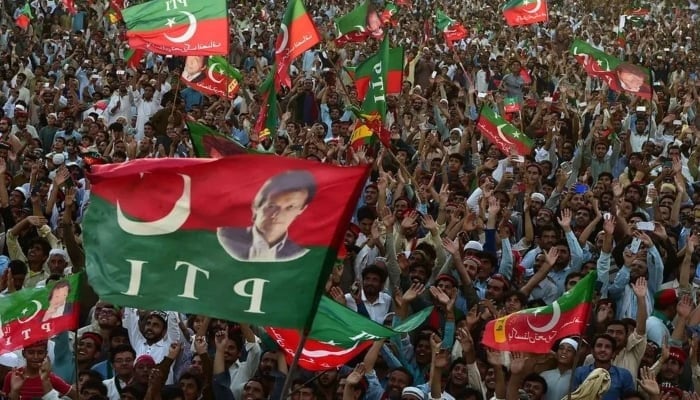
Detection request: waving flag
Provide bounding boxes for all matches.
[483,271,596,353]
[181,56,243,99]
[476,106,533,156]
[570,39,651,100]
[122,0,228,56]
[334,0,384,46]
[274,0,321,89]
[502,0,548,27]
[435,10,468,48]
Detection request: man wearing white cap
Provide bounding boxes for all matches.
[540,337,578,400]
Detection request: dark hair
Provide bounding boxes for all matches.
[109,344,136,363]
[606,320,628,333]
[179,372,204,392]
[598,172,613,181]
[523,373,548,394]
[415,242,437,263]
[48,280,71,301]
[8,260,27,275]
[80,379,108,397]
[389,367,414,386]
[78,369,105,383]
[108,122,123,132]
[356,206,377,222]
[253,170,317,209]
[109,327,130,344]
[28,237,51,258]
[161,385,185,400]
[594,334,617,349]
[361,264,388,283]
[121,384,146,400]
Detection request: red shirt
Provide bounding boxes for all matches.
[2,372,71,399]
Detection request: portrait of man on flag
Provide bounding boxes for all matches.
[182,56,208,83]
[217,170,318,262]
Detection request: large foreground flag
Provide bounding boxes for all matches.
[0,273,82,354]
[84,157,369,329]
[476,106,534,156]
[122,0,228,56]
[483,271,596,353]
[502,0,548,27]
[275,0,320,89]
[334,0,384,46]
[186,122,260,158]
[181,56,243,99]
[266,297,432,370]
[570,39,651,100]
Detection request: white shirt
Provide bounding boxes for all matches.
[228,340,262,400]
[131,90,162,140]
[103,376,129,400]
[123,308,180,383]
[107,92,133,124]
[344,290,392,324]
[249,227,286,261]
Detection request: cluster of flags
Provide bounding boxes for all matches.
[0,0,622,365]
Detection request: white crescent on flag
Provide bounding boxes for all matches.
[164,11,198,43]
[208,63,224,84]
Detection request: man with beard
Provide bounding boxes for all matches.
[343,264,392,324]
[658,347,688,390]
[316,369,339,400]
[540,338,578,400]
[572,335,634,400]
[122,308,181,383]
[254,350,285,399]
[583,278,648,380]
[212,324,261,400]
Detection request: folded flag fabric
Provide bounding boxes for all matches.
[502,0,548,27]
[186,121,260,157]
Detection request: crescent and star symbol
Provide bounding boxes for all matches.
[117,174,192,236]
[524,0,543,14]
[164,11,198,43]
[208,63,224,83]
[18,300,43,323]
[527,301,561,332]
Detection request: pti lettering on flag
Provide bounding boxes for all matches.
[122,0,229,56]
[483,271,596,353]
[0,274,82,354]
[84,157,369,329]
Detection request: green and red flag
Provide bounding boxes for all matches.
[84,157,369,329]
[504,97,521,113]
[180,56,243,99]
[334,0,384,46]
[107,0,125,23]
[0,273,82,353]
[380,3,398,26]
[122,0,228,56]
[124,47,145,70]
[483,271,596,353]
[266,296,432,371]
[353,44,404,102]
[187,121,261,158]
[274,0,321,89]
[15,3,33,30]
[570,39,651,100]
[626,1,650,16]
[349,124,374,150]
[476,106,533,156]
[253,69,279,141]
[435,10,468,48]
[502,0,548,27]
[62,0,77,15]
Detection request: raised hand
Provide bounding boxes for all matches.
[380,206,395,230]
[422,214,439,232]
[557,208,572,231]
[603,214,616,235]
[401,210,418,230]
[441,237,460,257]
[10,368,25,392]
[638,366,660,396]
[430,286,450,306]
[193,335,207,354]
[510,352,531,375]
[456,327,474,353]
[677,294,694,319]
[214,330,229,351]
[402,282,425,304]
[26,216,48,227]
[487,196,501,217]
[632,277,648,298]
[544,247,559,267]
[39,358,51,381]
[429,333,442,353]
[486,349,503,367]
[329,286,347,305]
[168,341,182,359]
[346,362,366,385]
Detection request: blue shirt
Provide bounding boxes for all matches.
[573,365,634,400]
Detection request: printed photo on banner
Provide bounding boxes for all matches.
[182,56,207,83]
[217,170,318,262]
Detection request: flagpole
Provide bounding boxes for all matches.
[279,329,311,399]
[566,335,583,400]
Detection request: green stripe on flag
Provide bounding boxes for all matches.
[122,0,224,31]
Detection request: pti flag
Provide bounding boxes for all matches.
[435,10,468,48]
[187,121,260,157]
[0,273,82,353]
[274,0,320,89]
[266,296,432,370]
[502,0,548,27]
[353,45,404,102]
[253,69,279,141]
[483,271,596,353]
[476,106,534,156]
[570,39,652,100]
[122,0,229,56]
[84,157,369,329]
[334,0,384,46]
[181,56,243,99]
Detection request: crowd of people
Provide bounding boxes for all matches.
[0,0,699,400]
